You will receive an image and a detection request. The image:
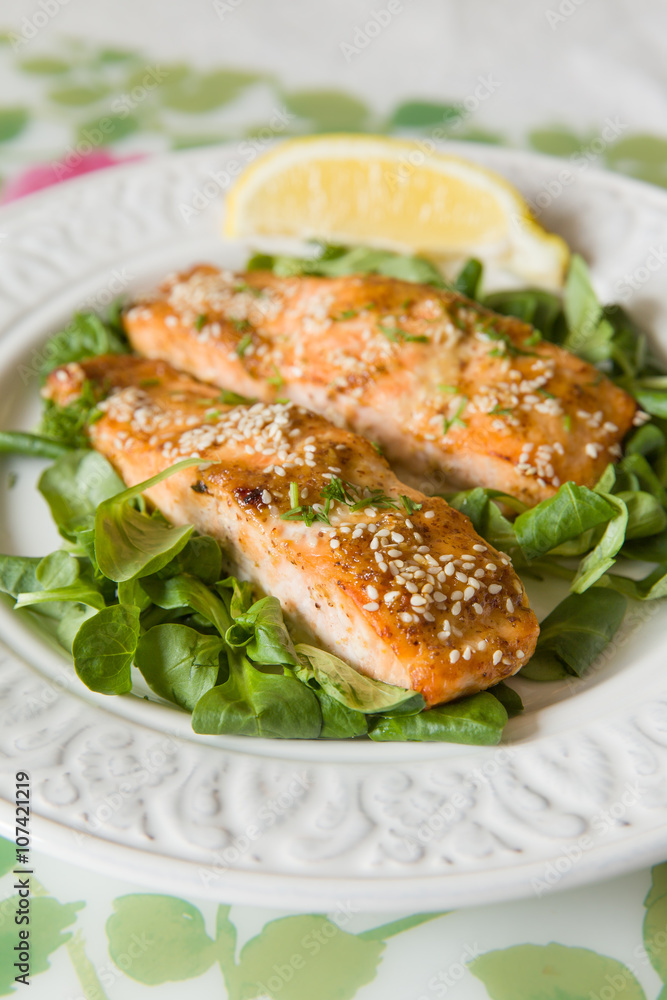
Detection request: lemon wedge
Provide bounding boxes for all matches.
[224,134,569,289]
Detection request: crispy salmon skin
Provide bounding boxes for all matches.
[45,355,539,707]
[123,266,638,505]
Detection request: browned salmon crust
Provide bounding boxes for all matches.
[45,354,539,707]
[123,266,638,506]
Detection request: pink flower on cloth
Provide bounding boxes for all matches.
[0,150,145,204]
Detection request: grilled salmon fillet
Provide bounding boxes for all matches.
[45,354,539,707]
[123,266,638,506]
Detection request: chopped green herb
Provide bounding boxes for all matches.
[139,378,161,388]
[536,388,556,399]
[490,405,513,416]
[204,409,221,421]
[347,489,399,513]
[438,384,458,393]
[370,441,384,455]
[485,328,538,358]
[275,397,290,404]
[233,282,263,297]
[400,495,422,515]
[563,414,572,432]
[194,314,207,331]
[232,318,252,334]
[524,329,542,346]
[443,397,468,434]
[219,390,254,406]
[267,366,284,389]
[236,333,253,356]
[378,323,428,344]
[333,309,358,321]
[289,481,299,508]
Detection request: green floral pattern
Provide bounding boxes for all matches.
[0,837,665,999]
[0,33,666,190]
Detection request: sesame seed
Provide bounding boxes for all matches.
[363,602,379,612]
[378,561,388,572]
[449,650,460,663]
[399,612,413,623]
[464,587,476,601]
[391,532,405,543]
[478,639,487,650]
[410,595,427,607]
[261,490,272,504]
[506,598,514,613]
[388,548,403,558]
[370,538,379,551]
[455,572,468,583]
[274,466,286,476]
[451,601,462,616]
[444,563,456,577]
[451,590,463,600]
[493,650,502,665]
[384,591,400,604]
[406,582,418,593]
[330,539,340,549]
[473,603,483,614]
[437,631,449,642]
[366,585,379,600]
[433,592,446,602]
[516,650,525,659]
[473,544,487,552]
[424,511,435,519]
[462,647,471,660]
[486,563,497,572]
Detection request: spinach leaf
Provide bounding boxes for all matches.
[216,576,254,618]
[36,550,79,589]
[248,243,445,287]
[369,692,507,744]
[514,483,615,560]
[601,563,667,601]
[225,596,298,666]
[296,643,424,715]
[520,588,626,680]
[571,494,628,592]
[40,380,103,450]
[616,453,667,507]
[141,573,233,636]
[134,624,223,711]
[483,288,565,342]
[72,603,141,695]
[0,555,41,597]
[625,422,665,461]
[454,258,483,299]
[39,309,128,381]
[316,689,369,738]
[56,604,98,652]
[444,487,522,556]
[191,651,322,739]
[95,458,203,582]
[619,490,667,539]
[39,450,124,541]
[489,681,524,717]
[155,534,222,585]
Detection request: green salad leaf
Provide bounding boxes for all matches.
[571,494,628,592]
[192,650,322,739]
[520,588,627,680]
[225,595,298,666]
[142,573,233,636]
[72,603,141,695]
[39,450,124,541]
[94,458,203,581]
[296,643,424,715]
[39,309,128,381]
[134,624,223,711]
[369,692,508,744]
[247,242,446,286]
[514,483,616,560]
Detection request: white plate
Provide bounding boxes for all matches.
[0,143,666,913]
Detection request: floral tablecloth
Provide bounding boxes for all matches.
[1,1,667,996]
